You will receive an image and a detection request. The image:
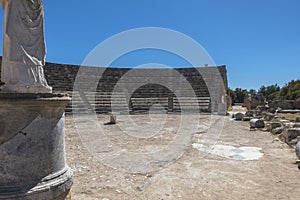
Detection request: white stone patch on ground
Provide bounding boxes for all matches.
[192,143,263,161]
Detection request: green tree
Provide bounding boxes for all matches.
[229,88,249,103]
[249,89,257,96]
[258,84,280,100]
[277,80,300,100]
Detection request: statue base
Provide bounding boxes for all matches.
[0,93,73,200]
[1,83,52,94]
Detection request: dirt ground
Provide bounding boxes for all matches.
[65,107,300,200]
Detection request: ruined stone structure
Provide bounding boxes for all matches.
[0,58,228,114]
[244,93,265,110]
[269,100,300,111]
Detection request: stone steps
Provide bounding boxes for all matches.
[64,90,211,114]
[0,60,228,113]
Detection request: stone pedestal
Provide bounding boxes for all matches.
[0,93,73,200]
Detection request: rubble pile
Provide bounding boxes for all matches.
[232,108,300,147]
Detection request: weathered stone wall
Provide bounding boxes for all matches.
[269,100,300,110]
[0,57,228,113]
[244,93,265,110]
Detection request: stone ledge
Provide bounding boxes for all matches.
[0,92,69,99]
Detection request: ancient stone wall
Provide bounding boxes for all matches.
[269,100,300,110]
[0,57,228,113]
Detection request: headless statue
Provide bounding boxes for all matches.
[0,0,52,93]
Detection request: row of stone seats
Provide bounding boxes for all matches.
[50,66,213,114]
[65,91,211,114]
[0,58,226,114]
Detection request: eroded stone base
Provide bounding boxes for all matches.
[0,93,73,200]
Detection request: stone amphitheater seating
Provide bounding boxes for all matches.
[0,58,228,114]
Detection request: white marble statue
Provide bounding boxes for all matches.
[0,0,52,93]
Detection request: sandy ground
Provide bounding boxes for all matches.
[65,107,300,200]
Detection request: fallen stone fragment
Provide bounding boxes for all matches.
[290,138,300,145]
[279,128,300,145]
[242,116,252,121]
[235,112,244,121]
[254,110,262,118]
[245,110,254,117]
[271,127,285,135]
[278,109,300,114]
[266,122,282,131]
[293,123,300,128]
[283,122,296,128]
[250,119,265,129]
[263,112,275,121]
[296,141,300,159]
[104,114,117,125]
[279,119,290,124]
[296,116,300,122]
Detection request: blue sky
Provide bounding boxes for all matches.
[0,0,299,90]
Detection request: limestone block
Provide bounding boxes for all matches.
[242,116,253,121]
[266,122,282,131]
[280,128,300,145]
[271,127,285,135]
[234,112,244,121]
[263,113,275,121]
[250,119,265,129]
[293,123,300,128]
[245,110,254,117]
[279,119,290,125]
[283,122,297,128]
[296,141,300,159]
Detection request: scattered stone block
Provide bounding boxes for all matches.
[293,123,300,128]
[234,112,244,121]
[245,110,254,117]
[280,128,300,145]
[254,110,262,117]
[283,122,296,128]
[296,141,300,159]
[274,115,280,119]
[296,116,300,122]
[250,119,265,129]
[104,114,117,125]
[266,122,282,131]
[257,105,267,111]
[271,127,285,135]
[278,119,290,125]
[242,116,252,121]
[262,112,275,121]
[290,137,300,145]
